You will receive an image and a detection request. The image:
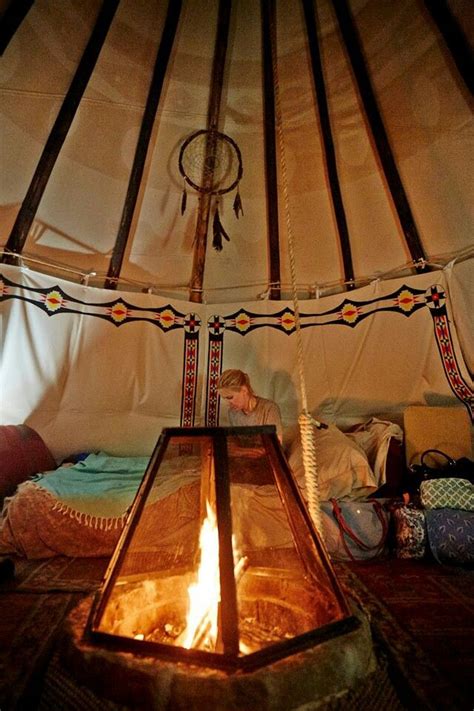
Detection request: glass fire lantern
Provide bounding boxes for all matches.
[87,426,357,670]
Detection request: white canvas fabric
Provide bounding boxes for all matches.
[1,262,472,462]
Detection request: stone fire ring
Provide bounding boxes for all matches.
[55,595,379,710]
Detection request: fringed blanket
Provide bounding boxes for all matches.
[0,450,296,559]
[33,453,150,520]
[0,484,126,559]
[0,453,201,559]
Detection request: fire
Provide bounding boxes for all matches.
[181,501,220,650]
[180,500,247,651]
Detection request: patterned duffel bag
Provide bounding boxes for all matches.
[420,477,474,511]
[392,503,427,559]
[425,508,474,565]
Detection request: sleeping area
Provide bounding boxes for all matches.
[0,417,403,560]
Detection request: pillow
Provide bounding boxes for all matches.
[344,417,403,487]
[287,424,378,501]
[0,425,57,502]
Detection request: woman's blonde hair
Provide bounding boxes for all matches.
[217,369,255,395]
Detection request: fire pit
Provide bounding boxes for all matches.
[56,594,376,711]
[44,427,391,709]
[98,560,338,654]
[85,426,356,671]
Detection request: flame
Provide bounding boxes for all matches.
[180,500,247,651]
[181,501,220,649]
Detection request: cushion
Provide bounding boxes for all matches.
[0,425,56,501]
[287,424,378,501]
[403,405,472,467]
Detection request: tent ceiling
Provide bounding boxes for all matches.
[0,0,473,302]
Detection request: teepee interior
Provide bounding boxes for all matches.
[0,3,473,709]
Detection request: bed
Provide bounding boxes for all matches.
[0,419,403,559]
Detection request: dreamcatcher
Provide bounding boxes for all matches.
[178,129,243,251]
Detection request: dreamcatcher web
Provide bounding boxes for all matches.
[179,129,243,250]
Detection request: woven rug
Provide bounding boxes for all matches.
[0,556,472,710]
[334,561,473,711]
[0,556,108,710]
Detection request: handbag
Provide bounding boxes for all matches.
[420,477,474,511]
[408,449,474,494]
[321,498,389,561]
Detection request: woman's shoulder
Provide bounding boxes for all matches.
[255,396,281,414]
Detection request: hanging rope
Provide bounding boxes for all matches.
[269,8,324,536]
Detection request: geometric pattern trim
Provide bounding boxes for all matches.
[222,284,427,334]
[0,274,427,332]
[205,316,225,426]
[181,329,200,427]
[0,273,203,427]
[425,284,474,421]
[0,273,191,331]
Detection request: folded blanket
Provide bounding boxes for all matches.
[345,417,403,487]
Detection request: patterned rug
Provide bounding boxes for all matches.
[334,560,474,711]
[0,556,472,710]
[0,556,108,710]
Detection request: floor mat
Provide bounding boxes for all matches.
[334,560,474,711]
[0,556,109,709]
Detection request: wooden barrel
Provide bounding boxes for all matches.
[0,425,56,500]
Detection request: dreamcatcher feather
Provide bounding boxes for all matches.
[178,129,243,251]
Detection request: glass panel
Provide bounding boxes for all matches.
[227,430,346,654]
[96,434,214,648]
[91,427,348,665]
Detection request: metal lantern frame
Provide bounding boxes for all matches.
[86,426,358,671]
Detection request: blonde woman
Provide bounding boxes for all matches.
[217,369,283,443]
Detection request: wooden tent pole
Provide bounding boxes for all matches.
[0,0,34,56]
[189,0,232,304]
[423,0,473,96]
[105,0,183,289]
[302,0,355,289]
[2,0,120,265]
[332,0,427,268]
[261,0,281,300]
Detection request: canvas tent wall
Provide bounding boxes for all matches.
[0,0,473,460]
[1,260,472,461]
